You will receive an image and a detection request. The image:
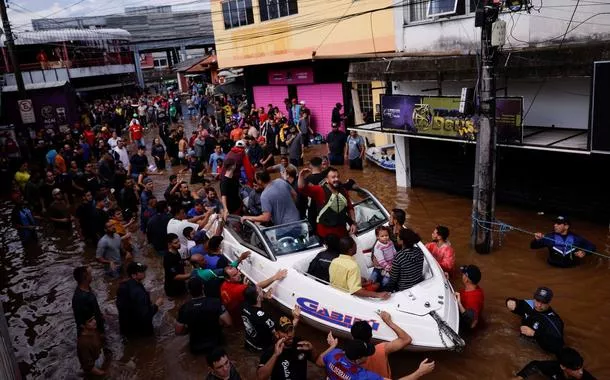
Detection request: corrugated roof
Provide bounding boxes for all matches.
[2,29,131,46]
[2,81,68,93]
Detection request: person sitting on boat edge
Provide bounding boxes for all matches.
[307,234,341,283]
[386,229,424,292]
[530,216,596,268]
[455,265,484,330]
[298,167,357,239]
[506,286,564,355]
[329,236,391,300]
[514,347,596,380]
[350,311,413,378]
[425,225,455,275]
[241,170,300,227]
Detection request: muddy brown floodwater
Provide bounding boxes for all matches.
[1,124,609,379]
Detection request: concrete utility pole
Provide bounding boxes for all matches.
[472,2,499,254]
[0,0,26,98]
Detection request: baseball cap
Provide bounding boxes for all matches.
[332,123,338,128]
[554,216,570,225]
[344,339,376,361]
[52,188,62,196]
[277,316,294,333]
[460,265,482,285]
[350,320,373,342]
[235,140,246,148]
[127,262,148,275]
[143,177,153,184]
[534,286,553,304]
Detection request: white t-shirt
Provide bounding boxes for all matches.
[113,146,129,168]
[167,218,200,258]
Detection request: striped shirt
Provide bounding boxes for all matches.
[387,246,424,291]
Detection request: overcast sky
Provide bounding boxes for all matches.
[7,0,210,31]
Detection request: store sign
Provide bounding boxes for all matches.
[18,99,36,124]
[380,94,522,143]
[268,67,314,85]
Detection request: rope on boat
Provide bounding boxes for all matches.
[430,310,465,352]
[472,217,610,260]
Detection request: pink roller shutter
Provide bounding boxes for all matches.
[253,85,288,112]
[297,83,343,137]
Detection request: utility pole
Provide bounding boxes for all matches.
[0,0,26,99]
[472,2,500,254]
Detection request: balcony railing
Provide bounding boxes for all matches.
[2,52,134,74]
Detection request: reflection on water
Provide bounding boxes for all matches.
[2,143,610,379]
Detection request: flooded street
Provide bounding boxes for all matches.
[1,129,610,379]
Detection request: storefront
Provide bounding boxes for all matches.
[247,61,349,136]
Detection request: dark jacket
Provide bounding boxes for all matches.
[307,249,339,283]
[509,298,564,354]
[116,278,158,337]
[530,232,596,268]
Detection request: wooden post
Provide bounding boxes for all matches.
[472,4,499,254]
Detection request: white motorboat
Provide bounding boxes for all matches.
[365,144,396,171]
[221,188,464,351]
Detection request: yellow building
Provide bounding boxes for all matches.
[210,0,395,137]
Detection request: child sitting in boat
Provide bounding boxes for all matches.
[370,226,396,288]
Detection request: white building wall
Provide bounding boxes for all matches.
[400,0,610,54]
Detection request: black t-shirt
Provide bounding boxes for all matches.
[91,208,109,240]
[220,176,241,214]
[147,213,172,252]
[163,251,187,297]
[516,360,596,379]
[119,188,139,213]
[177,297,226,354]
[130,154,148,174]
[72,287,105,336]
[259,337,312,380]
[242,304,275,351]
[307,249,339,283]
[326,131,347,156]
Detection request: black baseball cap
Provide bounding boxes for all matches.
[127,262,147,275]
[534,286,553,304]
[344,339,375,361]
[460,265,481,285]
[554,216,570,225]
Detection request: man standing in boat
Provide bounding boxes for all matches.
[298,167,357,239]
[530,216,596,268]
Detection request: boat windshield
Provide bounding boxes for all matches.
[352,192,389,234]
[260,220,322,256]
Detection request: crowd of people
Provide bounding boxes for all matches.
[6,84,598,379]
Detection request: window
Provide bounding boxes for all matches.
[428,0,459,17]
[404,0,430,22]
[259,0,298,22]
[403,0,468,23]
[357,83,373,116]
[153,58,168,68]
[222,0,254,29]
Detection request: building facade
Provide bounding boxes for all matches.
[348,0,610,221]
[211,0,396,136]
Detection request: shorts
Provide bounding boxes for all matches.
[328,153,344,166]
[349,157,363,170]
